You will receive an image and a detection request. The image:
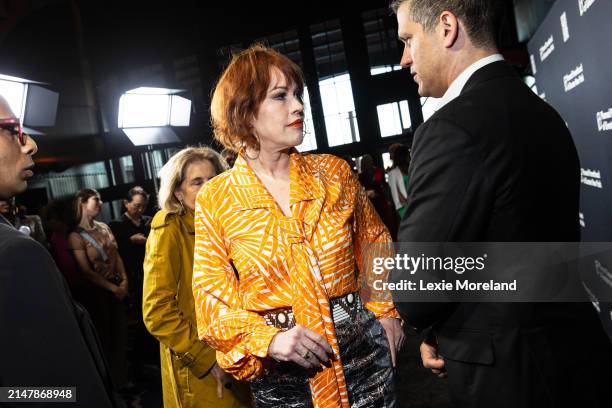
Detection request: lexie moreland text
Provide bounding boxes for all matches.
[373,279,518,292]
[371,254,487,275]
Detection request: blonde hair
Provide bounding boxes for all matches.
[157,147,228,214]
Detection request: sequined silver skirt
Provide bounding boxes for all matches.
[250,298,396,407]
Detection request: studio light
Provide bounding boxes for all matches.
[0,73,59,134]
[118,87,192,146]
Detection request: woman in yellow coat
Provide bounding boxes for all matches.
[143,147,250,408]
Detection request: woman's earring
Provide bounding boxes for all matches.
[179,199,185,214]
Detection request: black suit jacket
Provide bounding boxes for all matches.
[0,220,124,407]
[396,61,612,407]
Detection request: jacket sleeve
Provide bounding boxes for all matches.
[395,118,487,330]
[346,162,401,320]
[0,234,116,407]
[192,190,280,381]
[142,216,216,378]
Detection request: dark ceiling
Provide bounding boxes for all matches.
[0,0,397,168]
[0,0,527,171]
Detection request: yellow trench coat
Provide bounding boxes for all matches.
[143,210,250,408]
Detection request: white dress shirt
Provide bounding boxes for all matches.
[436,53,504,112]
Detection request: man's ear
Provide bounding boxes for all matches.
[439,11,459,48]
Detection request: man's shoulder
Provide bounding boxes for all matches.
[0,224,50,264]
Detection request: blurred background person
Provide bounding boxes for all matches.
[220,147,237,168]
[143,146,249,408]
[358,153,398,241]
[69,188,130,391]
[387,143,411,223]
[45,198,87,301]
[0,94,125,407]
[110,186,157,381]
[0,197,48,247]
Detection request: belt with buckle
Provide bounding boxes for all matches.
[262,292,361,331]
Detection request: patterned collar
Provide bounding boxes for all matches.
[228,149,326,211]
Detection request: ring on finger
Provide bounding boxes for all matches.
[301,349,311,359]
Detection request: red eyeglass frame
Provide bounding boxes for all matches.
[0,117,28,146]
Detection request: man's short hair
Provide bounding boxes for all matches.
[391,0,505,49]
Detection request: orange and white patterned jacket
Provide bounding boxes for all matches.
[193,151,399,408]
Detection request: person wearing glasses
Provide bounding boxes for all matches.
[143,147,250,408]
[110,186,155,380]
[192,45,404,408]
[0,95,125,407]
[69,188,130,391]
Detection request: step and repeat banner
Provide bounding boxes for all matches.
[528,0,612,338]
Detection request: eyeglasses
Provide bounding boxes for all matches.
[0,118,29,146]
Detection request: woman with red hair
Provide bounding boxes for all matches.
[193,44,404,407]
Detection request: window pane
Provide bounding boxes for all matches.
[311,20,359,147]
[319,73,359,146]
[42,161,110,199]
[298,86,318,152]
[151,150,164,178]
[119,155,135,183]
[377,100,411,137]
[370,64,402,76]
[362,8,402,76]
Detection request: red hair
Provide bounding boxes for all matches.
[210,44,304,151]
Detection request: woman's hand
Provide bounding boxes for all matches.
[129,233,147,245]
[210,363,232,399]
[379,317,405,368]
[267,325,334,369]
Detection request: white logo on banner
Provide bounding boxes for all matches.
[581,168,603,188]
[579,0,596,16]
[579,212,586,228]
[530,54,537,74]
[539,35,555,61]
[595,260,612,289]
[597,108,612,132]
[564,64,585,92]
[560,12,570,42]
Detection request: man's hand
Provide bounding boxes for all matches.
[379,317,405,367]
[210,363,231,399]
[267,325,334,369]
[420,337,447,378]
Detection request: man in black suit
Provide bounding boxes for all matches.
[392,1,612,407]
[0,95,124,407]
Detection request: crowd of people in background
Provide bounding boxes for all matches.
[2,138,410,405]
[4,0,612,406]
